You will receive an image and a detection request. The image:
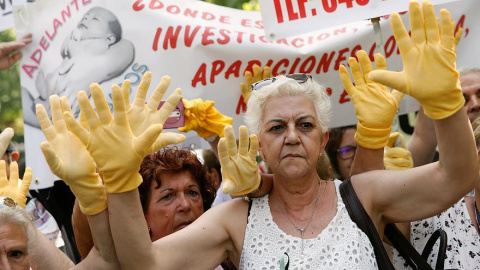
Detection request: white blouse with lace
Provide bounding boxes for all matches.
[239,180,378,270]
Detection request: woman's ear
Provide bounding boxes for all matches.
[320,132,329,152]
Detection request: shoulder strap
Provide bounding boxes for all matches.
[339,178,395,269]
[384,224,434,270]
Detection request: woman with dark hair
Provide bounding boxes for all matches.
[325,125,357,179]
[138,147,216,240]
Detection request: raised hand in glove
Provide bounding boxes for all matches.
[0,161,32,208]
[384,132,414,170]
[218,125,261,196]
[240,64,271,103]
[65,83,164,194]
[178,98,233,138]
[369,0,463,120]
[36,95,106,215]
[121,72,185,153]
[339,50,404,149]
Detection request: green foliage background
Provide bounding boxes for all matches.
[0,0,256,145]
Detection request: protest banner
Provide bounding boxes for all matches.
[14,0,477,188]
[258,0,460,40]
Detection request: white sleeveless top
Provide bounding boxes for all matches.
[239,180,378,269]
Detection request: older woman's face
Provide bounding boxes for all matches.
[0,223,30,270]
[145,171,204,241]
[258,96,327,179]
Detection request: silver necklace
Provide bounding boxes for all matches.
[271,181,322,255]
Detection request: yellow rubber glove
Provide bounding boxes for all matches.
[240,64,271,102]
[384,132,414,170]
[218,125,260,196]
[121,72,186,153]
[36,95,106,215]
[0,161,32,208]
[65,83,165,193]
[0,128,14,158]
[178,98,233,138]
[369,0,463,120]
[339,50,404,149]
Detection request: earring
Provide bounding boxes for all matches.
[318,152,323,160]
[147,224,152,237]
[262,155,267,162]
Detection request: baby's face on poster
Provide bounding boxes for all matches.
[76,7,116,40]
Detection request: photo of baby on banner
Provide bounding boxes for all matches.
[21,6,134,128]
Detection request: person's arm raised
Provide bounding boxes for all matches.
[67,81,236,269]
[36,95,119,269]
[358,0,477,224]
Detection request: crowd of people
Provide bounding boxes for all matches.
[0,0,479,269]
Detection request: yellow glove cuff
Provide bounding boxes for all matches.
[103,172,143,194]
[384,147,414,170]
[422,90,464,120]
[68,174,107,215]
[225,173,261,197]
[355,122,392,149]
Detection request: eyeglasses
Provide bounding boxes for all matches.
[251,73,312,91]
[336,145,357,160]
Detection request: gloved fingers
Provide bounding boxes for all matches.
[111,85,128,127]
[248,134,259,162]
[391,90,405,106]
[49,95,68,134]
[453,27,462,51]
[387,132,400,147]
[151,133,186,151]
[348,56,366,87]
[147,75,171,111]
[238,126,249,157]
[439,9,454,50]
[79,110,88,130]
[20,167,32,196]
[59,96,73,115]
[77,91,100,131]
[423,0,440,43]
[158,89,182,124]
[391,12,413,56]
[373,53,387,71]
[358,50,373,78]
[0,160,7,188]
[397,133,407,148]
[339,65,356,97]
[244,70,254,91]
[64,112,89,145]
[40,141,65,180]
[240,82,251,102]
[0,128,14,157]
[133,72,151,107]
[222,178,236,194]
[8,161,19,189]
[36,104,56,142]
[252,64,263,83]
[217,137,229,168]
[368,70,407,94]
[121,79,132,111]
[262,66,271,80]
[409,1,426,45]
[224,125,238,157]
[90,84,113,126]
[134,124,163,155]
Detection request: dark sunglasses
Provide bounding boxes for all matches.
[336,145,357,160]
[251,73,312,91]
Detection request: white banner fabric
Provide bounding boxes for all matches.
[14,0,478,188]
